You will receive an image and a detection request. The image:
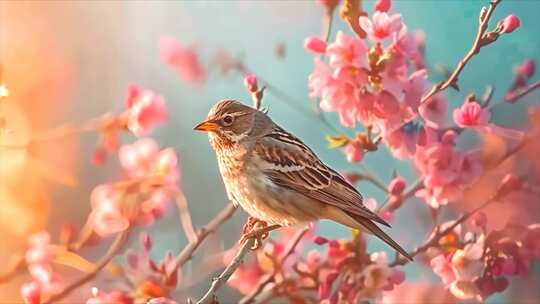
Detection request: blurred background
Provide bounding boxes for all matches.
[1,0,539,302]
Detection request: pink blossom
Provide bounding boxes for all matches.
[21,282,41,304]
[243,74,258,92]
[498,15,520,33]
[89,184,130,236]
[403,69,427,110]
[451,236,484,281]
[517,59,536,78]
[453,101,490,128]
[343,141,363,163]
[374,0,391,12]
[226,258,264,295]
[308,57,332,98]
[125,85,167,136]
[419,94,448,129]
[431,254,456,285]
[24,232,64,295]
[327,240,351,267]
[388,177,406,195]
[359,12,403,42]
[384,122,421,159]
[362,252,403,294]
[304,36,327,54]
[160,36,206,86]
[326,31,367,68]
[119,138,179,185]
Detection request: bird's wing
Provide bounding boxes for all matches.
[255,126,389,227]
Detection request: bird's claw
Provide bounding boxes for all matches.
[240,217,273,250]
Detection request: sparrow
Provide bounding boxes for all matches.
[194,99,412,260]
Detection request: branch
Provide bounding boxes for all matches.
[505,79,540,103]
[196,238,255,304]
[175,203,237,269]
[174,191,198,243]
[0,115,112,149]
[239,227,310,304]
[43,229,131,304]
[420,0,502,104]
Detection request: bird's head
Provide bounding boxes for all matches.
[194,99,269,150]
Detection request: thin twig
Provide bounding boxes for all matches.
[196,238,256,304]
[240,227,310,304]
[175,203,237,269]
[174,191,198,243]
[505,79,540,103]
[43,229,131,304]
[420,0,502,104]
[0,116,109,149]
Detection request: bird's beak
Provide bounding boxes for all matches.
[193,120,218,132]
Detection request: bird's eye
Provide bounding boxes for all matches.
[222,115,234,126]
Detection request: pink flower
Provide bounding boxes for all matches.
[119,138,179,185]
[517,59,535,79]
[243,74,258,92]
[159,36,206,86]
[327,240,351,267]
[403,69,427,110]
[384,122,421,159]
[374,0,391,12]
[326,31,368,68]
[21,282,41,304]
[451,236,484,281]
[343,141,363,163]
[304,36,327,54]
[498,15,520,33]
[362,252,403,295]
[226,258,264,295]
[388,177,406,195]
[24,232,64,295]
[89,184,130,236]
[125,85,167,136]
[419,94,448,129]
[453,101,490,128]
[431,254,456,285]
[359,12,403,42]
[308,57,332,98]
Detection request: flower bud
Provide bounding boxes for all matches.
[243,74,258,93]
[472,211,487,229]
[498,15,520,33]
[441,130,457,145]
[388,177,406,196]
[313,235,329,245]
[141,232,153,251]
[303,36,327,54]
[375,0,391,12]
[517,59,535,79]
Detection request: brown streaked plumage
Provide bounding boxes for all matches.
[194,99,412,261]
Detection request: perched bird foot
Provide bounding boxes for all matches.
[240,222,281,250]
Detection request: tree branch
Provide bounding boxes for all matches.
[175,203,237,269]
[420,0,502,104]
[239,227,310,304]
[505,79,540,103]
[196,238,255,304]
[174,191,198,243]
[43,229,131,304]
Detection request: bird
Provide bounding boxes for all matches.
[194,99,412,261]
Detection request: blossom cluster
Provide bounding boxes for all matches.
[430,219,540,301]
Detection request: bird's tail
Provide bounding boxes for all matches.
[357,218,413,261]
[350,213,413,261]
